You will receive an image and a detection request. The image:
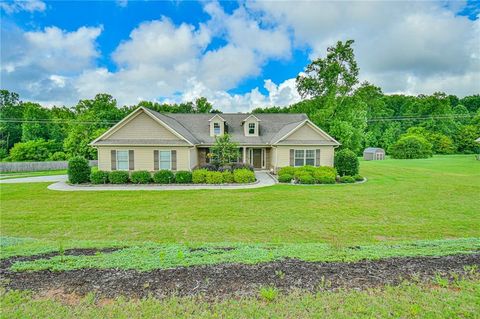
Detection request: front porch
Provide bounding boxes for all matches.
[197,147,271,170]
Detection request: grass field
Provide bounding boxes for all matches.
[0,169,67,180]
[1,155,479,246]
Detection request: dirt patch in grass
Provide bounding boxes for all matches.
[1,253,478,299]
[0,248,122,270]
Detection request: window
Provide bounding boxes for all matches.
[294,150,304,166]
[117,150,129,170]
[306,150,315,166]
[159,151,171,170]
[213,122,221,135]
[294,149,316,167]
[248,123,255,135]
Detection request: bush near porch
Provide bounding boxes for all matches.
[277,166,362,185]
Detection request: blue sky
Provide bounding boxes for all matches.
[1,0,479,111]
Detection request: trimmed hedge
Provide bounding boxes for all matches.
[175,171,192,184]
[205,171,223,184]
[109,171,129,184]
[130,171,151,184]
[296,172,315,184]
[313,167,336,184]
[278,173,293,183]
[339,175,355,183]
[192,169,209,183]
[153,170,175,184]
[222,170,234,183]
[335,149,359,176]
[353,174,364,181]
[278,166,295,176]
[90,169,109,184]
[68,156,91,184]
[233,168,255,183]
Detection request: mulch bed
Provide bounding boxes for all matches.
[1,252,478,299]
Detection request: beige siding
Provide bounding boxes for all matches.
[106,112,181,140]
[97,146,190,171]
[274,146,335,169]
[284,123,331,141]
[189,147,198,169]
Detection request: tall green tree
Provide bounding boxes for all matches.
[0,90,23,154]
[209,134,239,167]
[21,102,51,142]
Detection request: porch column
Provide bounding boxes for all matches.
[243,147,247,163]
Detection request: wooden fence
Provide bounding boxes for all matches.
[0,160,98,173]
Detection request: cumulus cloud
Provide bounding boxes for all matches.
[0,0,46,14]
[248,0,480,96]
[1,1,478,110]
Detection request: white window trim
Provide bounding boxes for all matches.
[248,122,256,135]
[159,150,172,170]
[116,150,129,171]
[213,122,221,135]
[294,149,316,167]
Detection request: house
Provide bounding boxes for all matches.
[90,107,340,171]
[363,147,385,161]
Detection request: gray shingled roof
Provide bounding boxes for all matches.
[364,147,385,153]
[94,139,190,145]
[147,109,310,145]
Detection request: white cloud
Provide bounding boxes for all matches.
[0,0,46,13]
[248,1,480,96]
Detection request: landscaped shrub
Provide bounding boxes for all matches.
[192,169,209,183]
[335,149,359,176]
[278,173,293,183]
[175,171,192,184]
[90,169,109,184]
[278,166,295,176]
[68,156,91,184]
[222,170,234,183]
[48,151,67,161]
[153,170,175,184]
[313,167,336,184]
[233,168,255,183]
[205,171,223,184]
[231,163,254,171]
[296,172,315,184]
[197,164,217,171]
[108,171,129,184]
[8,139,62,162]
[339,175,355,183]
[130,171,151,184]
[217,166,232,172]
[353,174,364,181]
[390,134,433,159]
[294,165,316,177]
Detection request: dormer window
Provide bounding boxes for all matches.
[214,122,221,135]
[248,123,255,135]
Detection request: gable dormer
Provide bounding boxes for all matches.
[209,114,225,136]
[243,115,261,137]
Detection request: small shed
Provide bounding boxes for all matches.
[363,147,385,161]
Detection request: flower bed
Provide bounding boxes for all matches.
[275,165,364,185]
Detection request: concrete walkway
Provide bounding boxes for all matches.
[0,175,67,184]
[47,171,277,191]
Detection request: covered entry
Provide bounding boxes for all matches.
[245,147,268,169]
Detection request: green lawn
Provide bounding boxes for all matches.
[0,169,67,180]
[1,155,479,245]
[2,278,479,318]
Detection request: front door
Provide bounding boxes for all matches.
[252,149,262,169]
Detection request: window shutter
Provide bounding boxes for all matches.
[129,150,134,170]
[171,150,177,170]
[315,149,321,167]
[289,149,294,166]
[111,150,117,171]
[153,150,159,171]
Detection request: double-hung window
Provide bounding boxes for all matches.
[294,149,316,166]
[116,150,129,170]
[213,122,221,135]
[248,123,255,135]
[159,151,171,170]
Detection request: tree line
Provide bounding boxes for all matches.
[1,40,479,162]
